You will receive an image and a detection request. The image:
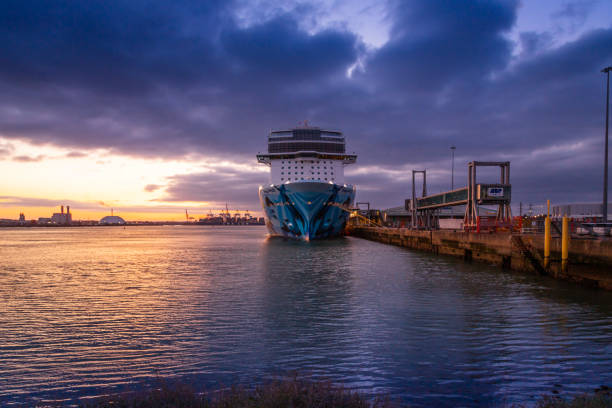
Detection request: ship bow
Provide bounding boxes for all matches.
[259,182,355,240]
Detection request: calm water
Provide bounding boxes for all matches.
[0,226,611,407]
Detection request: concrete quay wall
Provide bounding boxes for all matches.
[347,226,612,290]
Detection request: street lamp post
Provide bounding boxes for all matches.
[602,66,611,228]
[450,146,456,190]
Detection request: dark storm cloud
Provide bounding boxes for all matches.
[1,0,611,210]
[519,32,554,56]
[447,27,612,154]
[0,0,359,158]
[364,0,517,91]
[0,0,238,156]
[337,0,520,165]
[551,0,596,34]
[0,0,229,92]
[221,15,358,83]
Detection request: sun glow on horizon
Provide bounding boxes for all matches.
[0,138,266,221]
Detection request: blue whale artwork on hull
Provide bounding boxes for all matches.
[259,182,355,240]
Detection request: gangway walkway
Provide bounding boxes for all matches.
[409,161,512,231]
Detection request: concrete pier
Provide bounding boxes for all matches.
[347,226,612,290]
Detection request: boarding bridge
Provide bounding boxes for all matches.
[408,161,512,231]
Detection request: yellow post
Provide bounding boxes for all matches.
[562,216,569,273]
[547,199,550,218]
[544,216,551,270]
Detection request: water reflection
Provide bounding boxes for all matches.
[259,238,355,379]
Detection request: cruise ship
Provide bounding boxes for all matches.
[257,126,357,240]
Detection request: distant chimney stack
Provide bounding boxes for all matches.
[67,205,70,214]
[111,208,114,216]
[61,205,64,214]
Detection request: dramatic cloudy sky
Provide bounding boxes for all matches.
[1,0,611,220]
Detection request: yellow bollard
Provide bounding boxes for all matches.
[544,216,551,270]
[562,216,569,273]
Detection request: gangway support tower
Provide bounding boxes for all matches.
[464,161,511,230]
[411,170,436,229]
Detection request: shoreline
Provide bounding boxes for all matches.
[0,223,266,228]
[50,377,612,407]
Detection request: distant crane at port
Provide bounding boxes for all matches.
[185,209,194,222]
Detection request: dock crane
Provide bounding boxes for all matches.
[185,209,195,222]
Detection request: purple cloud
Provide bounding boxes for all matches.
[144,184,162,192]
[12,154,45,162]
[0,0,610,211]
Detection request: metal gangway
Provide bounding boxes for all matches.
[409,161,512,231]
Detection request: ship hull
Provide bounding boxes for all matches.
[259,182,355,240]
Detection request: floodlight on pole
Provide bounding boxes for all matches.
[450,146,456,190]
[602,66,611,228]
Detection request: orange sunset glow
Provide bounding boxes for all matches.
[0,138,267,221]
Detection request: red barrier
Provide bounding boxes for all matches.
[466,216,512,232]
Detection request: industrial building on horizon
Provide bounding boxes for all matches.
[51,205,72,225]
[2,204,264,227]
[37,205,72,225]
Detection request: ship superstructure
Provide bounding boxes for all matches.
[257,126,357,240]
